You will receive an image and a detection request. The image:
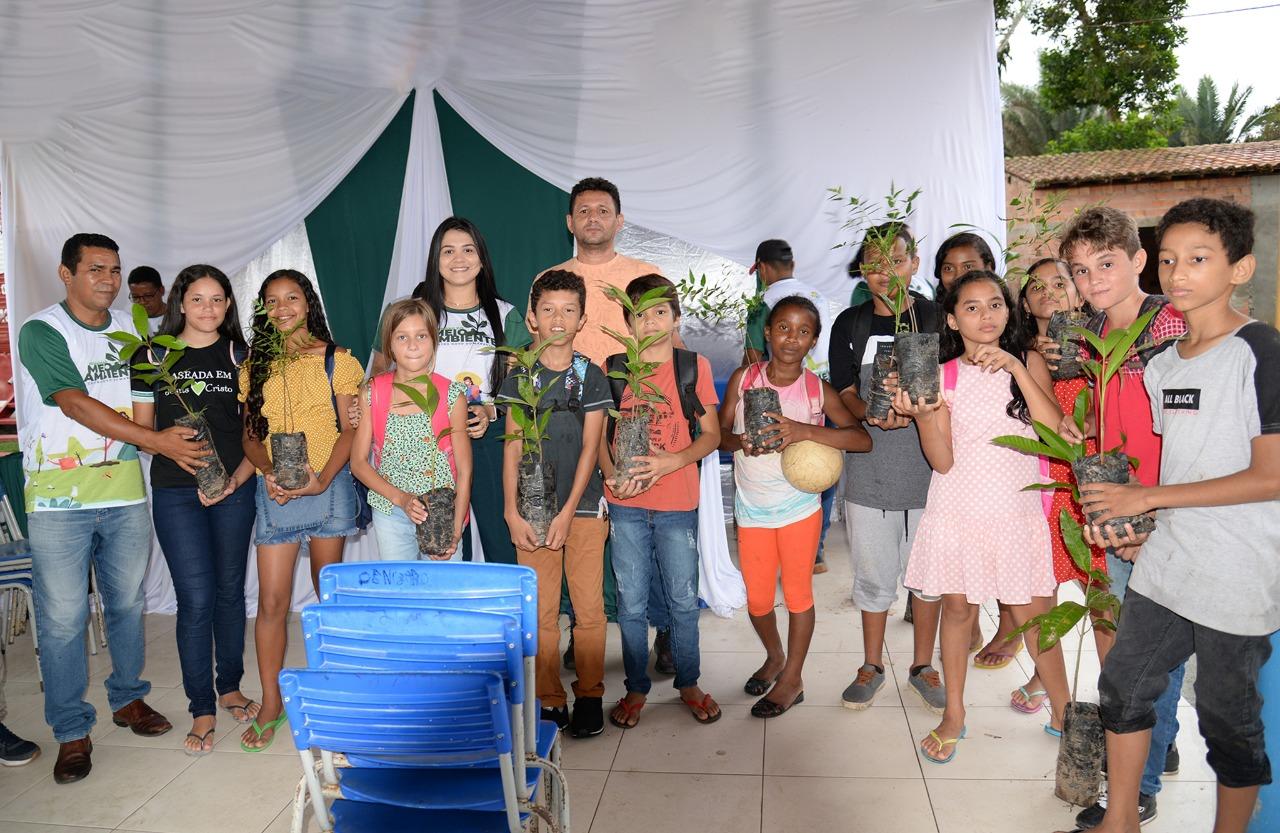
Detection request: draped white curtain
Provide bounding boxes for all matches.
[1,0,1005,612]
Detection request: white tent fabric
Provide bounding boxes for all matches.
[2,0,1004,612]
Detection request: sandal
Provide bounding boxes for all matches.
[683,693,723,724]
[220,697,260,726]
[1011,686,1048,714]
[1044,723,1063,738]
[608,697,645,729]
[183,727,216,758]
[240,713,288,753]
[750,691,803,719]
[743,674,778,696]
[919,726,967,764]
[973,640,1023,670]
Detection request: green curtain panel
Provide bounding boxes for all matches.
[307,92,416,356]
[434,91,572,307]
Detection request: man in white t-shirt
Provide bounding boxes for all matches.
[126,266,166,333]
[743,239,836,380]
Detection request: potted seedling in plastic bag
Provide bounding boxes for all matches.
[1010,511,1119,806]
[247,301,313,490]
[993,307,1161,537]
[389,377,457,557]
[602,285,674,467]
[495,336,567,546]
[830,184,937,411]
[110,303,229,499]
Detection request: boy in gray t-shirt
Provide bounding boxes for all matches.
[1081,198,1279,833]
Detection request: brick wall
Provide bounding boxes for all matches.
[1006,174,1253,230]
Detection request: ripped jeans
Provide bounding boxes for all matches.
[609,504,702,693]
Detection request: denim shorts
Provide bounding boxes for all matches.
[254,465,360,545]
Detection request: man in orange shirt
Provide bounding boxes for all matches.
[539,178,662,365]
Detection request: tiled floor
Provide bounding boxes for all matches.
[0,520,1215,832]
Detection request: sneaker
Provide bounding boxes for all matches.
[653,629,676,676]
[0,723,40,766]
[841,663,885,710]
[1074,785,1158,829]
[907,665,946,714]
[569,697,604,738]
[1163,742,1179,774]
[541,706,569,730]
[562,631,575,671]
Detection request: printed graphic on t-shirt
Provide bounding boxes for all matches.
[1162,388,1201,413]
[453,370,484,404]
[438,310,492,345]
[861,334,894,366]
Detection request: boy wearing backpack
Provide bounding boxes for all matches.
[499,270,612,738]
[601,274,723,729]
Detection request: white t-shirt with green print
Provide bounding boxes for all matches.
[16,303,146,512]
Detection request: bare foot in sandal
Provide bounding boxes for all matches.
[609,693,646,728]
[219,692,260,725]
[183,715,216,756]
[679,686,721,724]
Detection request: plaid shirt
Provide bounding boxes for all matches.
[1086,295,1186,378]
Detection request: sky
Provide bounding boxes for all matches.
[1002,0,1280,114]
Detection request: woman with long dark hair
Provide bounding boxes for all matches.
[368,217,529,564]
[130,265,258,756]
[239,269,362,751]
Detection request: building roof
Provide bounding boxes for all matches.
[1005,140,1280,187]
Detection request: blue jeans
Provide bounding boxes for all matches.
[815,482,837,564]
[1108,549,1183,795]
[609,505,701,693]
[152,481,256,718]
[30,503,152,742]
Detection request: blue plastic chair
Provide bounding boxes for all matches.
[316,562,541,758]
[279,668,553,833]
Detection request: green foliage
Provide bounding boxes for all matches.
[1031,0,1187,117]
[953,189,1067,292]
[493,335,568,459]
[391,377,452,455]
[1002,82,1105,157]
[248,300,314,433]
[1172,76,1268,146]
[827,183,922,334]
[601,285,676,412]
[108,303,199,419]
[675,270,763,329]
[1246,99,1280,141]
[1008,511,1119,701]
[1046,112,1177,154]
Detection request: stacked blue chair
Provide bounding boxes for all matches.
[279,561,566,833]
[0,477,37,688]
[280,668,535,833]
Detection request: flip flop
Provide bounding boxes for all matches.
[1044,723,1063,738]
[1011,686,1049,714]
[608,697,645,729]
[240,714,288,753]
[683,693,724,724]
[919,726,967,764]
[220,698,260,726]
[973,641,1023,670]
[743,674,778,696]
[749,691,803,719]
[183,727,216,758]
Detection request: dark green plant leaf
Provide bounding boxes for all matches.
[131,303,149,337]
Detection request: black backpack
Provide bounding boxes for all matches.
[604,348,705,451]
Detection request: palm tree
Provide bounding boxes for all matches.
[1173,76,1268,145]
[1002,83,1104,157]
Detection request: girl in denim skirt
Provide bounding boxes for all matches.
[238,269,363,752]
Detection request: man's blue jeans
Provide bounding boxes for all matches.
[152,482,256,718]
[609,504,700,693]
[30,503,152,742]
[1108,550,1183,796]
[815,482,837,564]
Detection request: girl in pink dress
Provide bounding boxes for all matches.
[896,270,1071,764]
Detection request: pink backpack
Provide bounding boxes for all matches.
[741,361,824,423]
[942,359,1053,519]
[368,371,456,479]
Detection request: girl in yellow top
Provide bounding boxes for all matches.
[237,269,363,751]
